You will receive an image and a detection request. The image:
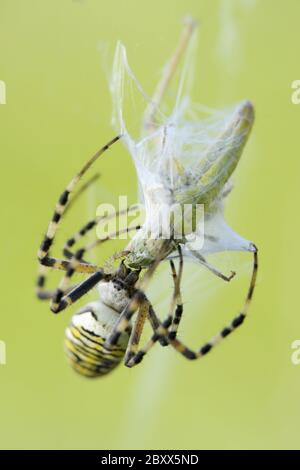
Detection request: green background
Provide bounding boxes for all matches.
[0,0,299,450]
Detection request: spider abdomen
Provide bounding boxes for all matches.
[64,301,130,378]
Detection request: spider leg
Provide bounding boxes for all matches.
[167,247,258,360]
[37,135,121,266]
[37,173,102,294]
[126,247,258,365]
[36,136,121,306]
[168,245,184,340]
[36,258,100,301]
[51,269,109,314]
[63,206,139,259]
[147,304,169,347]
[36,265,82,300]
[130,246,184,349]
[123,286,174,364]
[123,245,182,353]
[38,188,139,302]
[124,299,149,365]
[64,173,100,216]
[103,289,146,350]
[103,292,168,368]
[123,303,172,367]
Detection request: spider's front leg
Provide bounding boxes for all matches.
[51,269,109,313]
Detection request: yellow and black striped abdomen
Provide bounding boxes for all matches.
[64,304,129,378]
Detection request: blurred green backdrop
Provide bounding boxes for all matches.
[0,0,299,450]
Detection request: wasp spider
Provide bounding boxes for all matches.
[36,136,258,378]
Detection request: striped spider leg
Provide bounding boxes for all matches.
[167,246,258,360]
[36,173,102,301]
[36,135,122,310]
[165,240,237,341]
[168,247,184,340]
[125,245,258,367]
[62,204,139,260]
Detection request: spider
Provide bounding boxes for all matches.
[36,18,258,377]
[36,135,257,378]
